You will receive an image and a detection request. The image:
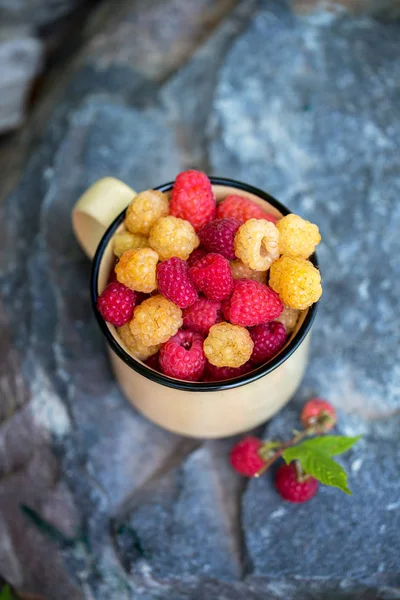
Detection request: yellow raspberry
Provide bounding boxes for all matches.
[115,248,158,293]
[269,256,322,310]
[275,305,300,334]
[204,322,253,368]
[117,323,160,360]
[149,216,199,260]
[125,190,169,235]
[230,259,267,284]
[234,218,280,271]
[113,231,148,258]
[276,213,321,259]
[130,295,182,347]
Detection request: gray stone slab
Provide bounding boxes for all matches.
[210,0,400,416]
[161,0,258,170]
[243,397,400,586]
[85,0,239,81]
[0,96,185,598]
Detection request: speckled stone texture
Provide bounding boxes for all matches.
[0,0,400,598]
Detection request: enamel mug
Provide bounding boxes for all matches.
[72,177,318,438]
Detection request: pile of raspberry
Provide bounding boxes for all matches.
[96,170,322,382]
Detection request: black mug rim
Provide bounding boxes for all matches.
[91,177,319,392]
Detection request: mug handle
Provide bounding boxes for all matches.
[72,177,136,259]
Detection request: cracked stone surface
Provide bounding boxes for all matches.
[0,0,400,598]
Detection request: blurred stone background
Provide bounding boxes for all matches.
[0,0,400,599]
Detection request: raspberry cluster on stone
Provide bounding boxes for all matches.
[96,170,322,382]
[230,398,361,503]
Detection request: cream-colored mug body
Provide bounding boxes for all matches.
[72,177,317,438]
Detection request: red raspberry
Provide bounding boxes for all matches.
[159,330,206,381]
[215,312,224,325]
[301,398,337,432]
[250,321,287,365]
[144,351,160,371]
[189,253,233,301]
[157,257,198,309]
[198,218,241,260]
[182,297,221,334]
[275,462,318,502]
[230,437,265,477]
[220,298,230,321]
[170,170,216,231]
[217,195,277,224]
[223,279,283,327]
[97,282,136,327]
[187,247,208,268]
[203,360,253,382]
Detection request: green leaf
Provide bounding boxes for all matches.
[0,585,13,600]
[283,444,352,494]
[282,435,362,494]
[299,435,362,457]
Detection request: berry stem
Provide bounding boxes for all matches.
[255,425,321,478]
